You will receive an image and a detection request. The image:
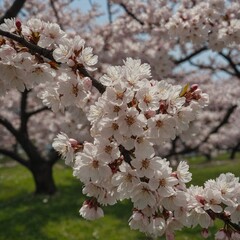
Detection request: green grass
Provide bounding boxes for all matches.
[0,157,240,240]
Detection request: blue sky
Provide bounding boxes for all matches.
[72,0,108,24]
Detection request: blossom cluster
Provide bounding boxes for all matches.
[0,17,239,239]
[163,0,240,51]
[51,59,237,239]
[0,18,97,111]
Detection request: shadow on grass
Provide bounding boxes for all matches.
[0,178,147,240]
[0,181,80,240]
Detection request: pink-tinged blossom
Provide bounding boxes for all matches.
[225,204,240,224]
[39,22,65,47]
[147,114,176,143]
[98,118,123,143]
[131,182,156,209]
[131,155,162,179]
[77,47,98,71]
[39,86,64,113]
[111,161,140,200]
[73,143,112,184]
[53,39,72,63]
[135,82,160,111]
[104,84,134,105]
[0,18,17,33]
[175,161,192,184]
[26,18,43,33]
[134,136,155,159]
[162,191,187,211]
[204,189,223,213]
[117,107,146,137]
[57,72,90,108]
[149,169,178,198]
[215,229,228,240]
[52,132,75,166]
[99,66,123,86]
[129,207,154,233]
[95,138,120,162]
[123,58,151,90]
[79,200,104,220]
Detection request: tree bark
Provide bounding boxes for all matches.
[230,142,240,160]
[30,162,56,195]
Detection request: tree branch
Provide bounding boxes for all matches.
[0,0,27,23]
[0,29,56,61]
[174,46,208,65]
[0,148,29,168]
[198,105,237,146]
[119,145,132,165]
[0,115,19,136]
[164,105,238,158]
[27,106,50,118]
[219,52,240,78]
[0,28,106,93]
[189,60,236,76]
[119,3,144,26]
[78,66,106,94]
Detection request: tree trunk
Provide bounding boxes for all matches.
[230,142,240,160]
[230,149,237,160]
[31,162,57,195]
[205,153,212,161]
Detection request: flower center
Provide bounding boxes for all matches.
[125,115,135,126]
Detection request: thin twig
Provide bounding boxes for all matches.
[119,3,144,26]
[219,52,240,78]
[174,47,208,65]
[50,0,64,30]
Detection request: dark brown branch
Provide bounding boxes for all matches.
[0,148,29,168]
[199,105,237,146]
[207,210,240,233]
[0,29,56,61]
[164,105,238,158]
[174,47,208,65]
[119,145,132,165]
[219,52,240,78]
[27,106,50,118]
[78,66,106,94]
[0,0,27,23]
[0,28,106,94]
[0,115,19,137]
[119,3,144,26]
[189,60,235,76]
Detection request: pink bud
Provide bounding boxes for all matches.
[215,229,226,240]
[166,231,175,240]
[196,195,206,205]
[145,110,156,118]
[190,84,198,92]
[69,138,78,147]
[15,20,22,29]
[83,77,92,91]
[201,228,209,238]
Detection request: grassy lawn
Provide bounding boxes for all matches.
[0,157,240,240]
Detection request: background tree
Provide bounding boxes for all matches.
[0,0,94,194]
[0,1,240,238]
